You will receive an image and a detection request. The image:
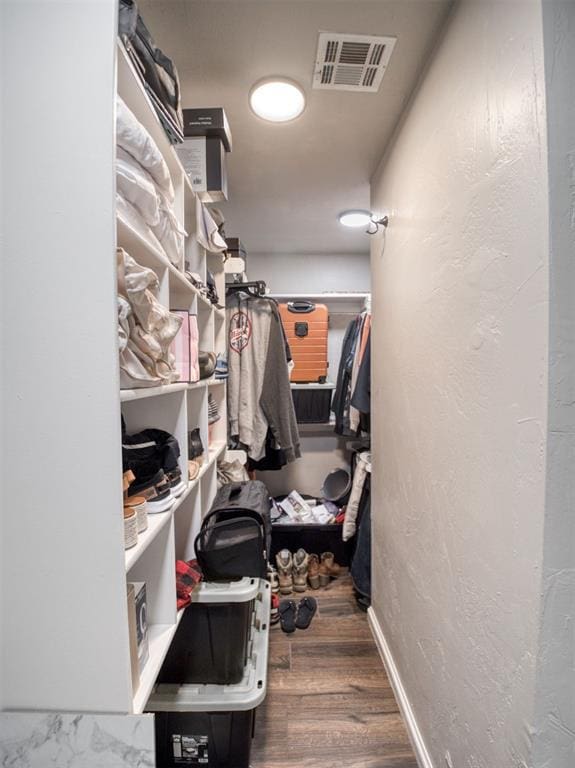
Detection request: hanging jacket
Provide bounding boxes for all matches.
[332,316,362,434]
[227,293,273,461]
[260,303,301,464]
[227,293,300,463]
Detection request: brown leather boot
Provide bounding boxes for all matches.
[319,552,342,586]
[307,554,320,589]
[292,548,309,592]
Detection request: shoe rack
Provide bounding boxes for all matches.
[117,40,228,715]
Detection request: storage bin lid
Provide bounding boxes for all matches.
[147,581,270,712]
[192,577,260,604]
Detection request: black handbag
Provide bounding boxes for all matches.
[119,0,184,143]
[194,482,271,581]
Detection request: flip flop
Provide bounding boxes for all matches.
[279,599,297,633]
[295,596,317,630]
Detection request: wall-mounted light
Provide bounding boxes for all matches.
[249,78,306,123]
[338,210,389,234]
[338,210,372,228]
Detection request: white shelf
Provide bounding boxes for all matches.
[208,378,225,387]
[269,292,370,302]
[117,40,192,194]
[132,621,179,714]
[120,383,189,403]
[117,215,202,301]
[125,508,174,572]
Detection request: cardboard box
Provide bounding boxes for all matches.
[176,136,228,203]
[129,581,149,675]
[183,107,232,152]
[127,583,140,694]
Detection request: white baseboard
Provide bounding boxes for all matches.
[368,607,434,768]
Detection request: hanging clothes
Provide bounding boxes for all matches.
[227,291,300,466]
[332,309,371,435]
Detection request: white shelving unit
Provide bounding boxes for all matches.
[1,7,230,757]
[116,39,228,715]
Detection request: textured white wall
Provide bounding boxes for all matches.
[370,2,549,767]
[532,3,575,767]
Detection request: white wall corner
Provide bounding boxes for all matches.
[367,608,434,768]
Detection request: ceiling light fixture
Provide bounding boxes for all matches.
[249,78,306,123]
[338,210,373,228]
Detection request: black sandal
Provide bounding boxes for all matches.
[279,600,297,633]
[295,597,317,630]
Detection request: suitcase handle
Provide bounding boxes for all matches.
[288,301,315,314]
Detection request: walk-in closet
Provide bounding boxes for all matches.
[2,1,574,768]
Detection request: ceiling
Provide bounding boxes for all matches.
[139,0,452,256]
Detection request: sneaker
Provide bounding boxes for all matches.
[268,565,280,596]
[307,554,320,589]
[270,593,280,625]
[319,552,342,586]
[128,469,174,513]
[208,393,220,425]
[276,550,293,594]
[292,548,309,592]
[215,353,228,380]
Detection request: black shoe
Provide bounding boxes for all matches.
[128,469,174,513]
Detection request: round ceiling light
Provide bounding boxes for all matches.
[249,78,306,123]
[338,210,373,228]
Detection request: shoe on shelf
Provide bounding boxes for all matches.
[166,467,187,498]
[319,552,342,586]
[215,353,228,380]
[207,393,220,425]
[276,549,293,595]
[307,554,320,590]
[128,469,174,514]
[188,459,201,481]
[267,565,280,596]
[188,428,205,464]
[292,548,309,592]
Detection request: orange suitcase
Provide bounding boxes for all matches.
[279,301,329,383]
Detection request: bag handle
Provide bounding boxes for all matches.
[288,301,315,314]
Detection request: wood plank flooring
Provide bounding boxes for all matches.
[251,573,418,768]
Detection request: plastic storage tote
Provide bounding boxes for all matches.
[148,580,270,768]
[158,578,259,686]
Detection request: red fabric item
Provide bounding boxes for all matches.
[176,558,203,610]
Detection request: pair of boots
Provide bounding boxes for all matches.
[275,549,341,594]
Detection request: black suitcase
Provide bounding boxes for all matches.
[195,482,271,581]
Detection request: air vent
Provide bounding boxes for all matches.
[313,32,396,92]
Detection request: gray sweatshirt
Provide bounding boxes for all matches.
[227,294,300,463]
[227,293,273,461]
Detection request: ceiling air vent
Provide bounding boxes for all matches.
[313,32,396,92]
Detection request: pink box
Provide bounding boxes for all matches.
[170,310,191,382]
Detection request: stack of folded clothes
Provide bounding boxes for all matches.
[117,247,182,388]
[116,96,185,270]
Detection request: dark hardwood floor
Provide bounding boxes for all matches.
[251,573,418,768]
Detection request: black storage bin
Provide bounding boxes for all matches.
[157,579,258,686]
[149,580,270,768]
[271,522,354,566]
[291,385,333,423]
[155,709,254,767]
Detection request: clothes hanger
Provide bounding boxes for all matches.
[226,280,267,298]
